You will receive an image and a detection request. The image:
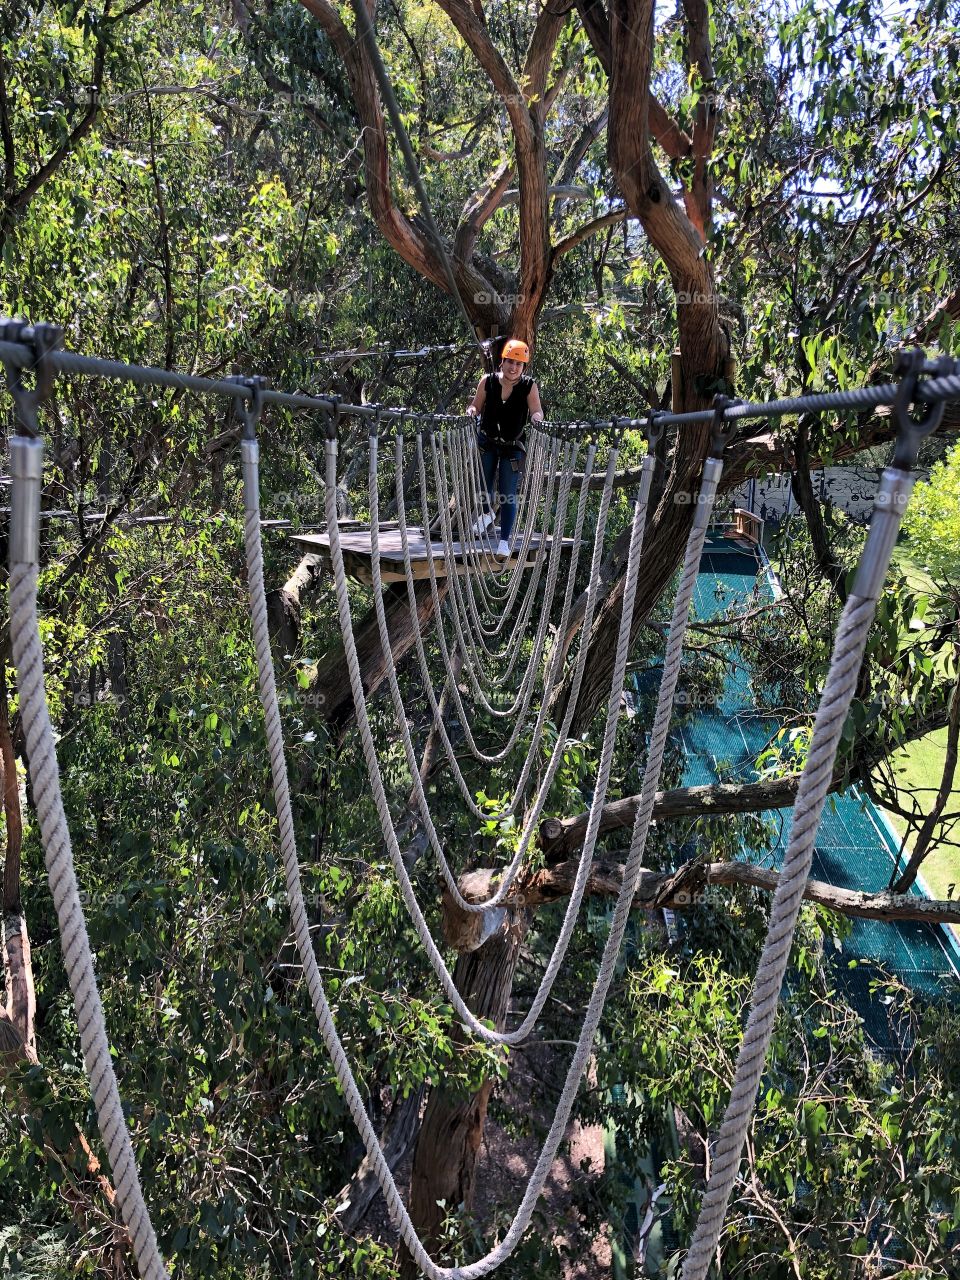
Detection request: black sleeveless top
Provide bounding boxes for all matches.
[479,373,534,448]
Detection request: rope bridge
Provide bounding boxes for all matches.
[2,320,959,1278]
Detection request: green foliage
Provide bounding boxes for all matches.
[902,441,960,585]
[3,2,960,1277]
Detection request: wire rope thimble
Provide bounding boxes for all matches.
[890,348,950,472]
[2,322,62,568]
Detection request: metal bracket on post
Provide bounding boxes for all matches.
[890,349,951,471]
[228,375,267,505]
[852,350,952,600]
[228,374,267,442]
[2,322,63,568]
[368,404,383,441]
[0,319,63,439]
[323,395,341,443]
[645,408,666,452]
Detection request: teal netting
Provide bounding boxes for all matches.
[674,535,959,1044]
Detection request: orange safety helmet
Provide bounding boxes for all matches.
[500,338,530,363]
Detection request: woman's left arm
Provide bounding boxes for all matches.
[528,382,544,424]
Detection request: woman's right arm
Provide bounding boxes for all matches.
[466,377,486,417]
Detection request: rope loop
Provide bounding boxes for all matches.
[891,348,951,469]
[0,319,62,438]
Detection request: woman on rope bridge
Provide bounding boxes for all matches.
[466,337,545,558]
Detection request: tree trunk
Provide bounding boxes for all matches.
[310,580,449,742]
[0,664,35,1059]
[267,552,325,657]
[402,912,528,1278]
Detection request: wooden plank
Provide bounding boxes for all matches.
[289,524,576,585]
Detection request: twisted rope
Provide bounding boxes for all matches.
[404,431,613,767]
[9,444,168,1280]
[394,437,617,807]
[366,436,652,935]
[431,430,567,716]
[370,432,586,833]
[244,424,720,1278]
[436,429,567,676]
[679,466,911,1278]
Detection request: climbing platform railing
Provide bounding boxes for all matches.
[4,316,960,1280]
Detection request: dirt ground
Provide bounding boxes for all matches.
[364,1035,613,1278]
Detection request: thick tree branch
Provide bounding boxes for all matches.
[539,774,810,859]
[681,0,718,237]
[434,0,556,336]
[296,0,497,325]
[446,856,960,943]
[454,158,513,266]
[541,676,957,859]
[0,49,16,198]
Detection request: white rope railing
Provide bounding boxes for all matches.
[8,436,169,1280]
[237,431,726,1278]
[678,463,919,1280]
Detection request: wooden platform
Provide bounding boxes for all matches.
[290,525,576,585]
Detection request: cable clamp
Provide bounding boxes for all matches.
[0,319,63,438]
[228,374,268,441]
[369,404,383,439]
[323,394,342,442]
[709,394,740,458]
[645,408,666,450]
[891,348,950,470]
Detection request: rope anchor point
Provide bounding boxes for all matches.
[891,347,951,471]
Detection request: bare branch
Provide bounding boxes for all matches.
[553,205,629,258]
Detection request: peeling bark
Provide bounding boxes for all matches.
[0,664,34,1059]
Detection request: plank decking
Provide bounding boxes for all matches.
[290,525,575,585]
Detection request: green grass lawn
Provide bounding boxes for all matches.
[890,543,939,594]
[880,729,960,943]
[881,544,960,921]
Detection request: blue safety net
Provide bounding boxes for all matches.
[673,535,959,1044]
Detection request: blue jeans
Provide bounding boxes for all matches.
[478,434,524,541]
